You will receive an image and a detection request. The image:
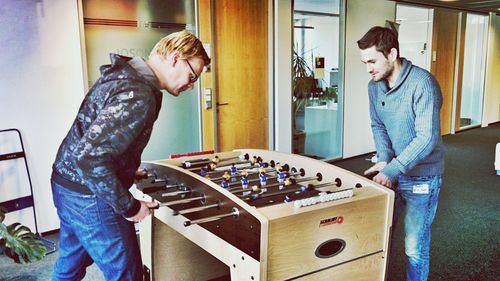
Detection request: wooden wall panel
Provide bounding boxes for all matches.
[430,8,459,135]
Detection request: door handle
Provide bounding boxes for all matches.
[215,102,228,113]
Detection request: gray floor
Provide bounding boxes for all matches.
[0,232,103,281]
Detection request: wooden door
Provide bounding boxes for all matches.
[213,0,269,151]
[430,8,459,135]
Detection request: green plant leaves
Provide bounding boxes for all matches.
[0,208,47,263]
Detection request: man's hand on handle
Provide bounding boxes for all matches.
[364,161,392,188]
[125,200,159,223]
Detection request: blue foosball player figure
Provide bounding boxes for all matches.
[276,163,286,182]
[241,175,249,189]
[199,167,209,178]
[230,164,238,181]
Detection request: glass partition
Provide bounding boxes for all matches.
[458,13,488,129]
[81,0,201,160]
[292,0,342,160]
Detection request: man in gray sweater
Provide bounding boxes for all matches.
[357,26,444,281]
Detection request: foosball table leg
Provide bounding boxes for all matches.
[139,214,154,281]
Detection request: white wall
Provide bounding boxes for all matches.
[483,13,500,126]
[0,1,85,232]
[274,0,293,153]
[342,0,395,158]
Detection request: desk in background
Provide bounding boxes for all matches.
[304,103,341,159]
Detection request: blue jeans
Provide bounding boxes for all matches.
[393,175,441,281]
[51,180,142,281]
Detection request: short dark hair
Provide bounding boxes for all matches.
[357,26,399,59]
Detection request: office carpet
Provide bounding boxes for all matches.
[0,124,498,281]
[333,123,500,281]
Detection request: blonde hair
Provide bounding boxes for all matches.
[150,30,210,65]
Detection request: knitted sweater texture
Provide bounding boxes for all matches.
[368,58,444,181]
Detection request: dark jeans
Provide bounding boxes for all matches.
[394,175,442,281]
[51,180,142,281]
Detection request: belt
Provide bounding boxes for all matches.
[51,170,93,195]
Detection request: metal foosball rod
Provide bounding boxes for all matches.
[227,167,305,190]
[151,177,169,184]
[229,170,314,194]
[140,183,185,194]
[212,165,285,186]
[228,174,288,193]
[244,177,297,194]
[172,200,221,216]
[183,207,240,227]
[209,164,272,181]
[193,155,265,174]
[161,188,191,197]
[184,155,223,171]
[243,181,334,202]
[243,183,314,201]
[195,158,256,174]
[181,157,215,168]
[158,194,205,207]
[184,153,251,170]
[201,162,269,179]
[221,161,290,178]
[237,178,296,199]
[182,153,250,168]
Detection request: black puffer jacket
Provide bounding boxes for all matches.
[52,54,162,217]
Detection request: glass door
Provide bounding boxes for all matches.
[292,0,342,160]
[81,0,201,160]
[396,4,433,71]
[457,13,488,130]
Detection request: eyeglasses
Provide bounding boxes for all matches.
[184,59,199,83]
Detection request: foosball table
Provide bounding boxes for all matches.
[135,149,394,281]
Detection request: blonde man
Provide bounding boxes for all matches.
[51,31,210,281]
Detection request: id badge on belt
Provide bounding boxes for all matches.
[412,184,429,194]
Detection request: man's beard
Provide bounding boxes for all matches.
[373,63,394,82]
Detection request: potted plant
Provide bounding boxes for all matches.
[318,86,338,106]
[0,206,47,263]
[292,51,318,154]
